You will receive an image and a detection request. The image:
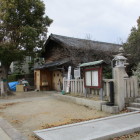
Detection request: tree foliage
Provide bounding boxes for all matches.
[0,0,52,92]
[0,0,52,68]
[132,63,140,84]
[124,17,140,66]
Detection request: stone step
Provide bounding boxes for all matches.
[129,102,140,108]
[127,107,140,112]
[134,98,140,103]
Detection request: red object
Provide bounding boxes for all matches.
[84,67,102,89]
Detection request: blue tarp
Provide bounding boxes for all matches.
[8,81,19,91]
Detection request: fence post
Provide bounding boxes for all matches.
[75,78,77,94]
[106,82,110,97]
[99,88,103,100]
[124,78,127,98]
[63,77,66,91]
[133,76,138,97]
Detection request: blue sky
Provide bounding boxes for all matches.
[43,0,140,44]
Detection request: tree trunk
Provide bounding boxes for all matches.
[1,65,10,94]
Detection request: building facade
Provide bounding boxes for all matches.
[34,34,121,91]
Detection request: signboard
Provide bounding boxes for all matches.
[74,68,80,79]
[66,66,71,93]
[84,68,102,88]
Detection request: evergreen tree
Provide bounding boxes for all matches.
[0,0,53,92]
[124,17,140,66]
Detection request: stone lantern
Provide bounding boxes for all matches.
[114,55,127,67]
[114,47,128,67]
[112,47,129,111]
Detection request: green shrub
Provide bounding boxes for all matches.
[8,74,24,82]
[103,66,112,79]
[132,63,140,83]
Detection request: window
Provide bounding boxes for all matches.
[84,68,102,88]
[92,71,98,86]
[85,71,91,86]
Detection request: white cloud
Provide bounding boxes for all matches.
[43,0,140,43]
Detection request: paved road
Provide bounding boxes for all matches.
[34,111,140,140]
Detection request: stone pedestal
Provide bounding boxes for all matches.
[113,67,128,111]
[102,105,119,114]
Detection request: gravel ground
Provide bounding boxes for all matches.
[0,91,140,140]
[112,132,140,140]
[0,91,111,140]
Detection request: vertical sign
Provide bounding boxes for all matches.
[74,68,80,79]
[66,66,71,93]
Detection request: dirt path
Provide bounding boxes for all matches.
[0,92,111,140]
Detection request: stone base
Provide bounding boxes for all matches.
[102,105,119,114]
[52,93,107,110]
